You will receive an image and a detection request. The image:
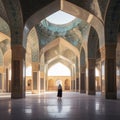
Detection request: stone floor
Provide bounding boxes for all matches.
[0,92,120,120]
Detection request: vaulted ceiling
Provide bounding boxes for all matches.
[36,18,89,49]
[1,0,119,68]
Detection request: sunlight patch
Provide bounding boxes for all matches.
[46,10,76,25]
[48,62,71,76]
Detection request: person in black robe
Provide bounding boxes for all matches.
[57,84,62,99]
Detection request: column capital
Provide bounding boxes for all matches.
[32,62,40,71]
[11,45,26,59]
[80,66,86,73]
[105,44,116,58]
[100,44,116,60]
[88,58,96,68]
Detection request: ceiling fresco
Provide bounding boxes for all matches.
[36,18,89,50]
[25,12,89,66]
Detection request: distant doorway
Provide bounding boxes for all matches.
[65,79,70,90]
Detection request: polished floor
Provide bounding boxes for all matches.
[0,92,120,120]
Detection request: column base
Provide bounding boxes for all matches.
[32,90,40,94]
[80,90,86,93]
[11,93,25,99]
[87,91,95,95]
[105,92,117,99]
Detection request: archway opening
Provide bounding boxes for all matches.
[116,25,120,98]
[48,62,71,76]
[0,17,11,94]
[95,67,101,92]
[47,62,71,91]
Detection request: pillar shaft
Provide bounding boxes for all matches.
[87,59,96,95]
[6,68,9,92]
[105,45,117,99]
[80,66,86,93]
[40,71,44,92]
[11,45,25,99]
[32,63,40,94]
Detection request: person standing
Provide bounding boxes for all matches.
[57,84,62,99]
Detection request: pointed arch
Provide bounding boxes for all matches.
[80,47,86,66]
[27,27,39,63]
[47,56,74,70]
[23,0,104,49]
[88,27,99,59]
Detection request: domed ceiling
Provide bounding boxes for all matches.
[36,17,89,50]
[27,11,90,66]
[27,11,90,65]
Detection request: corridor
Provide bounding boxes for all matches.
[0,92,120,120]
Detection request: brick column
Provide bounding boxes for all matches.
[105,44,117,99]
[80,66,86,93]
[87,59,96,95]
[76,70,79,92]
[11,45,26,99]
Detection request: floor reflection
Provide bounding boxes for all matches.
[1,92,120,120]
[57,99,62,113]
[25,108,32,114]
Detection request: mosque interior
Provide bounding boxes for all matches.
[0,0,119,100]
